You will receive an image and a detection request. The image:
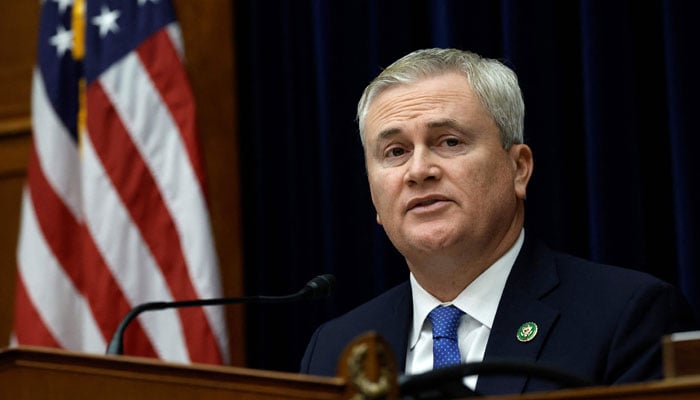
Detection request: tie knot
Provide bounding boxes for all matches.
[428,305,464,339]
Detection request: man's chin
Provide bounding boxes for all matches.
[404,230,460,253]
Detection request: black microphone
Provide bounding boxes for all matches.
[106,274,335,356]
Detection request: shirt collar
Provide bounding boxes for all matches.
[408,229,525,349]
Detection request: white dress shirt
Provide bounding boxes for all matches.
[405,230,524,390]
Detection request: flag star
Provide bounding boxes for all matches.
[49,25,74,57]
[53,0,73,14]
[92,5,121,38]
[138,0,159,5]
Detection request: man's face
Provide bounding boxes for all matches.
[363,72,532,264]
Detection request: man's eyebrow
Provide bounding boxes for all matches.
[375,119,467,143]
[377,127,402,141]
[427,118,465,131]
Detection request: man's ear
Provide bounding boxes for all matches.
[376,213,383,225]
[510,144,533,200]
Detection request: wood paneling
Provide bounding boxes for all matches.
[0,1,244,366]
[0,0,38,350]
[0,150,25,350]
[0,2,37,132]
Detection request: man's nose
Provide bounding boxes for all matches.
[404,147,441,185]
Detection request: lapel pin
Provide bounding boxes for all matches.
[517,322,538,342]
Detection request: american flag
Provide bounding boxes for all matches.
[11,0,229,364]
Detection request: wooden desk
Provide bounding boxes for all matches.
[5,332,700,399]
[0,346,346,399]
[0,332,397,400]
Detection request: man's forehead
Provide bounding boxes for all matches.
[364,78,480,138]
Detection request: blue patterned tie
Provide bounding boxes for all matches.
[428,305,465,369]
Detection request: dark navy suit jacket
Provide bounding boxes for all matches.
[300,237,697,396]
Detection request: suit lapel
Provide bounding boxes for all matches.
[374,282,413,372]
[476,238,561,396]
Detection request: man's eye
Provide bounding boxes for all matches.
[444,138,460,147]
[387,147,405,157]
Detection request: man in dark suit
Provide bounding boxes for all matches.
[300,48,697,396]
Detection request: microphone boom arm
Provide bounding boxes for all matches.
[106,274,335,356]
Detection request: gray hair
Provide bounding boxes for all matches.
[357,48,524,149]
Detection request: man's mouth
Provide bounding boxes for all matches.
[407,196,450,212]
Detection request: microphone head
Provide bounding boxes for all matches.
[303,274,336,299]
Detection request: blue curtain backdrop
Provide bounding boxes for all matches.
[233,0,700,372]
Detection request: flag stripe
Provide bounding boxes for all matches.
[138,28,206,187]
[87,81,222,363]
[31,68,83,220]
[12,274,61,348]
[165,23,185,60]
